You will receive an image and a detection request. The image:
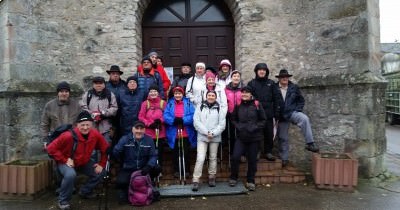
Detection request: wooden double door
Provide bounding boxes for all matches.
[142,0,234,73]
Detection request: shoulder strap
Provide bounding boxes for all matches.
[87,90,112,107]
[146,99,165,111]
[69,129,78,159]
[86,90,93,107]
[188,76,195,92]
[160,100,164,109]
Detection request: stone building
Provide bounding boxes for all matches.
[0,0,386,178]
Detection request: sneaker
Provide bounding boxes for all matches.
[265,153,276,161]
[58,201,71,210]
[229,179,237,187]
[208,177,216,187]
[192,182,199,191]
[79,191,97,199]
[246,182,256,191]
[305,143,319,153]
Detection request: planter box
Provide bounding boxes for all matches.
[0,159,52,200]
[312,153,358,192]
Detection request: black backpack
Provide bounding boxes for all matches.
[46,124,79,159]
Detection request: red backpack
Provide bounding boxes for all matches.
[128,170,154,206]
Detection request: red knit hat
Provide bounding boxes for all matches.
[172,86,185,94]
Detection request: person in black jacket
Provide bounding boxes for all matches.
[228,86,266,191]
[247,63,281,161]
[274,69,319,167]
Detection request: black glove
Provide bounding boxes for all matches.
[154,119,161,125]
[149,122,157,129]
[141,165,151,176]
[173,117,183,126]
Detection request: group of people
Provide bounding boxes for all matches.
[41,50,320,210]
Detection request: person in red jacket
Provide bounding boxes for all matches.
[47,110,109,210]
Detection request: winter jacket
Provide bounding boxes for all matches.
[193,102,226,143]
[138,96,167,139]
[163,97,197,149]
[274,81,305,121]
[247,77,281,119]
[155,64,171,95]
[231,99,266,142]
[40,97,81,139]
[80,89,118,134]
[216,73,232,89]
[136,65,165,99]
[185,74,206,106]
[47,127,109,168]
[224,82,242,114]
[112,133,157,170]
[117,88,144,135]
[169,74,192,98]
[200,83,228,116]
[106,80,127,99]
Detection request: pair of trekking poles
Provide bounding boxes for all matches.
[177,126,186,185]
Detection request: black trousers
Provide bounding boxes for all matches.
[154,138,165,168]
[263,118,274,154]
[173,137,191,175]
[230,139,259,184]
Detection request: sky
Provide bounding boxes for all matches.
[380,0,400,43]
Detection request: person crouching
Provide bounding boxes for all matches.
[192,90,226,191]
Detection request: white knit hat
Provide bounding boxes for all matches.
[195,62,206,69]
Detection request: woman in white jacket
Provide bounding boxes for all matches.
[192,90,226,191]
[185,62,206,107]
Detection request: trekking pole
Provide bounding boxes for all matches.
[155,128,160,187]
[273,120,279,142]
[219,137,223,170]
[98,155,110,210]
[177,128,182,184]
[227,120,231,169]
[180,128,186,185]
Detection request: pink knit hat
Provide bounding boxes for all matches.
[219,59,232,70]
[205,71,215,81]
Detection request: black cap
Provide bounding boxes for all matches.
[76,110,93,123]
[133,120,145,128]
[56,81,71,92]
[181,62,192,67]
[241,86,253,93]
[92,76,105,83]
[149,84,159,92]
[142,56,152,63]
[106,65,123,75]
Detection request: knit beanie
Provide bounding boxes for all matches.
[76,110,93,123]
[56,81,71,92]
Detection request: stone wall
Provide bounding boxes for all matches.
[0,0,386,177]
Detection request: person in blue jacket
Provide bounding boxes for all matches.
[113,121,160,203]
[116,76,145,136]
[163,86,197,178]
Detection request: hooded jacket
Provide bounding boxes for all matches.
[224,82,242,114]
[138,96,167,139]
[134,66,165,100]
[247,65,281,119]
[231,99,266,142]
[117,87,144,135]
[193,101,226,143]
[185,74,206,106]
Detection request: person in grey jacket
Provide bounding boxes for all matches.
[41,81,81,147]
[80,76,118,144]
[192,90,226,191]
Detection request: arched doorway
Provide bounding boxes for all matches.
[142,0,234,73]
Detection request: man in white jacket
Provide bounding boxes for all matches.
[192,90,226,191]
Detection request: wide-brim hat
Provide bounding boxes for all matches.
[275,69,293,78]
[106,65,123,75]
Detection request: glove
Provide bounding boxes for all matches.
[154,119,161,125]
[141,165,151,176]
[91,111,102,122]
[173,117,183,126]
[149,122,157,129]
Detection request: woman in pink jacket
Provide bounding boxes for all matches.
[138,85,167,167]
[224,70,243,154]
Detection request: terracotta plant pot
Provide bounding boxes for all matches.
[0,159,52,200]
[312,153,358,192]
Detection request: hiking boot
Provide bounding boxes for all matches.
[79,191,97,199]
[208,177,216,187]
[282,160,289,168]
[229,179,237,187]
[265,153,276,161]
[192,182,199,191]
[305,143,319,153]
[246,182,256,191]
[58,201,71,210]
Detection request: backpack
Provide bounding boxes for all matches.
[128,170,154,206]
[146,99,165,111]
[46,124,79,159]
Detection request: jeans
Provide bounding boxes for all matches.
[192,140,220,182]
[57,160,104,203]
[230,139,259,184]
[278,111,314,160]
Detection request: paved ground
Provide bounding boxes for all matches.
[1,125,399,210]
